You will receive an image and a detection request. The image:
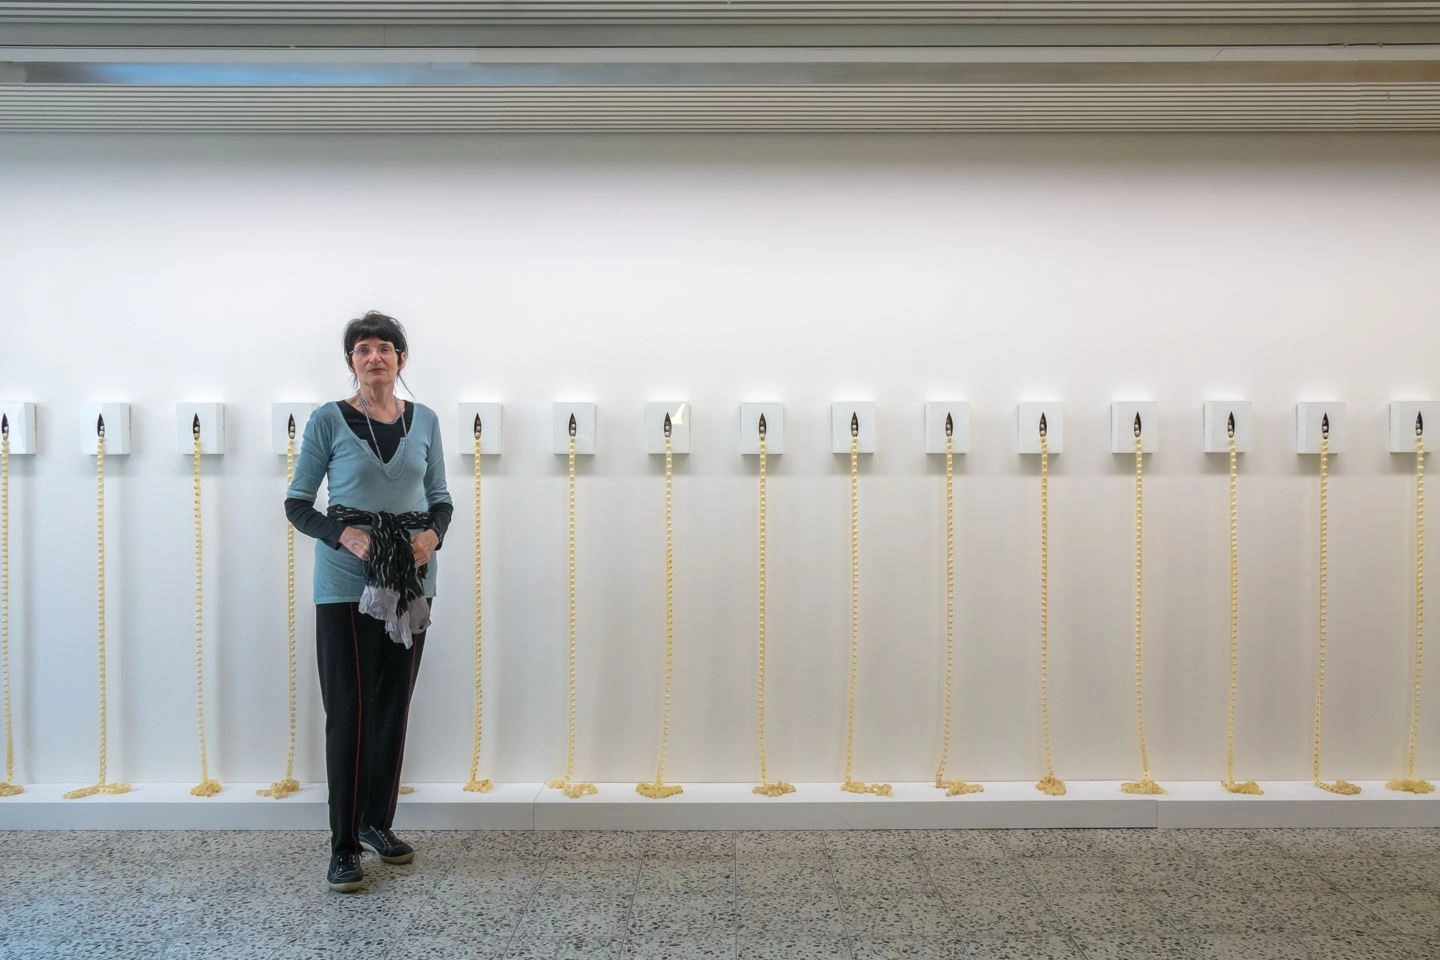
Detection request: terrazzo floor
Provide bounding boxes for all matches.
[2,828,1439,959]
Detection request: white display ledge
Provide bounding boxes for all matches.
[1156,780,1440,829]
[0,781,1434,831]
[0,782,541,831]
[533,781,1154,831]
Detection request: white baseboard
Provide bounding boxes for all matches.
[1,780,1434,831]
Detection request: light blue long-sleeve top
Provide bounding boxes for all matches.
[286,400,453,604]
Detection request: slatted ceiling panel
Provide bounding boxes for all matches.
[3,84,1438,131]
[3,1,1440,23]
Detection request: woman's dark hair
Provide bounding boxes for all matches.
[344,310,412,394]
[344,310,408,360]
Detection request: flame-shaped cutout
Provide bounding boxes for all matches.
[192,413,201,438]
[287,414,296,439]
[1418,412,1425,438]
[1227,412,1235,438]
[474,413,483,438]
[1133,412,1142,437]
[757,413,767,438]
[1,413,7,438]
[850,412,859,437]
[1322,413,1330,438]
[663,412,672,438]
[1039,413,1047,437]
[568,413,577,438]
[97,414,105,437]
[944,412,953,438]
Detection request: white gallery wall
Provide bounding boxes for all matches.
[0,132,1436,790]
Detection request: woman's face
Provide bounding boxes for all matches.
[349,337,404,392]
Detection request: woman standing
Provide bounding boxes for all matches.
[285,311,453,892]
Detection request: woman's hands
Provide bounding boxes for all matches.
[411,529,440,569]
[341,526,438,569]
[339,526,371,561]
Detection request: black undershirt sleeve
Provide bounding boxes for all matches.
[285,497,346,550]
[429,501,453,549]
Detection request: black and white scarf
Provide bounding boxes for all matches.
[328,504,433,648]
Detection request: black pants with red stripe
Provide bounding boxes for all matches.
[315,602,426,855]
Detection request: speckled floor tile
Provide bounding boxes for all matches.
[635,858,736,895]
[909,830,1011,861]
[407,895,528,938]
[7,934,176,960]
[643,832,737,859]
[620,932,737,960]
[1017,829,1185,856]
[823,831,917,858]
[1303,932,1438,960]
[928,860,1033,900]
[853,935,1084,960]
[545,832,648,860]
[1171,829,1283,857]
[379,936,511,960]
[942,889,1065,936]
[998,829,1136,859]
[848,937,971,960]
[738,894,848,935]
[1316,858,1435,892]
[1346,891,1440,938]
[1069,933,1200,960]
[1199,854,1336,892]
[736,858,835,895]
[503,934,621,960]
[829,854,936,892]
[1241,891,1396,935]
[1043,889,1174,937]
[269,935,396,959]
[628,892,739,936]
[158,937,285,960]
[539,859,642,896]
[1185,934,1312,959]
[736,933,852,960]
[1332,829,1440,859]
[839,893,955,938]
[515,894,632,940]
[1109,852,1214,891]
[733,831,830,858]
[1019,856,1138,895]
[422,854,547,877]
[9,826,1440,960]
[1262,830,1371,860]
[1145,887,1270,932]
[422,872,547,902]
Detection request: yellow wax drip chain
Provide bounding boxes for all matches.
[753,417,794,798]
[1221,416,1262,795]
[1122,416,1164,796]
[1035,416,1065,796]
[190,419,221,797]
[1313,417,1360,795]
[638,415,683,799]
[842,416,892,797]
[65,418,129,799]
[259,418,301,799]
[1389,414,1433,794]
[465,417,494,793]
[936,421,981,797]
[548,419,596,798]
[0,419,19,796]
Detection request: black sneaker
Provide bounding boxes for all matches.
[327,851,363,893]
[358,825,415,864]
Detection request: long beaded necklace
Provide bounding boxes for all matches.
[356,393,409,457]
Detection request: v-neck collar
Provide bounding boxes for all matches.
[337,400,412,480]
